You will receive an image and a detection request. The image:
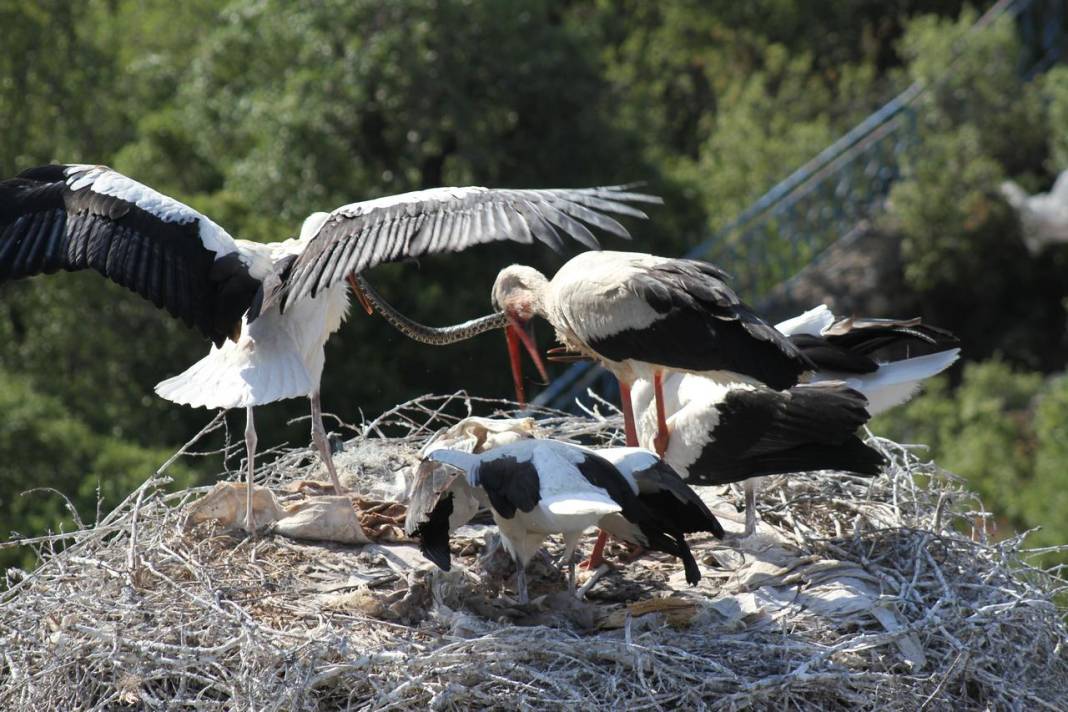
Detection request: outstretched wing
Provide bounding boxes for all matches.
[0,164,259,346]
[273,184,661,312]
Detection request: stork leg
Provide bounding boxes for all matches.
[561,536,580,597]
[618,380,639,447]
[743,478,758,537]
[516,561,529,605]
[309,390,346,495]
[581,379,640,570]
[244,407,258,536]
[652,370,670,457]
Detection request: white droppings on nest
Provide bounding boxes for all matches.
[1,392,1066,711]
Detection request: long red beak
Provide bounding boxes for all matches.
[505,317,549,405]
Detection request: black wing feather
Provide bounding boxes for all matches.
[588,260,811,389]
[0,165,259,346]
[413,493,455,572]
[572,448,703,585]
[270,185,661,314]
[474,456,542,519]
[630,461,725,539]
[793,317,961,371]
[687,383,886,485]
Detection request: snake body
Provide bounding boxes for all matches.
[353,274,506,345]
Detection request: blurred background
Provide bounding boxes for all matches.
[1,0,1066,570]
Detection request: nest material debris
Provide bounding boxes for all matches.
[1,392,1067,711]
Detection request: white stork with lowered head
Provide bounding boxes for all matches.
[0,164,658,532]
[408,438,723,588]
[489,250,813,452]
[423,438,703,602]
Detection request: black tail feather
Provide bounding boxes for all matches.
[413,493,454,571]
[676,537,702,586]
[639,490,725,539]
[792,317,960,373]
[727,437,886,481]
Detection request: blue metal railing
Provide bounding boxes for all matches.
[536,0,1066,413]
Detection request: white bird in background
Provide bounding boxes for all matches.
[423,439,702,602]
[1000,172,1068,254]
[0,164,657,532]
[632,305,959,535]
[490,250,812,452]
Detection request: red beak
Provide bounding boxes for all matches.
[505,317,549,405]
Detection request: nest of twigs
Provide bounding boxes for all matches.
[1,392,1066,710]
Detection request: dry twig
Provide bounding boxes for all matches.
[1,393,1066,710]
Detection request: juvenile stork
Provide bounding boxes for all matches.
[407,436,721,580]
[424,439,701,602]
[0,164,656,531]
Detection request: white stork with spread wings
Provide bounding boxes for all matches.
[0,164,658,531]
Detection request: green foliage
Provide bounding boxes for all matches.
[0,369,196,570]
[0,2,130,175]
[891,125,1010,291]
[693,48,838,224]
[1043,66,1068,172]
[589,1,894,235]
[890,11,1048,293]
[873,361,1068,555]
[128,0,651,231]
[1029,375,1068,547]
[900,10,1047,175]
[886,12,1068,370]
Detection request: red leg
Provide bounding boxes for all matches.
[619,380,639,447]
[652,370,670,457]
[579,530,609,570]
[581,378,641,570]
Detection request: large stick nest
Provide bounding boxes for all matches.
[1,393,1066,710]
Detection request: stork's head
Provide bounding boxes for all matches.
[491,265,549,322]
[491,265,551,405]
